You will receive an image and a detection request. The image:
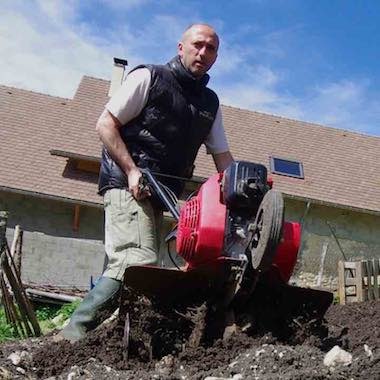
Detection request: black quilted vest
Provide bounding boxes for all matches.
[98,56,219,196]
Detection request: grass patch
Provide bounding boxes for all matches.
[35,305,60,321]
[59,299,81,320]
[0,299,82,340]
[38,300,81,334]
[0,307,18,342]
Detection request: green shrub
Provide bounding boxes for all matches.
[0,300,81,340]
[0,307,17,342]
[333,292,340,305]
[34,300,80,333]
[34,300,80,323]
[35,305,60,321]
[58,299,81,320]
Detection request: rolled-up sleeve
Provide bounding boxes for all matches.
[204,107,229,154]
[106,68,151,125]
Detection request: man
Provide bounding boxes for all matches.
[61,23,234,342]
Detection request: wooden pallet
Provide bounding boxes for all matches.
[338,259,380,304]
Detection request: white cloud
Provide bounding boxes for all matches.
[100,0,152,10]
[218,74,379,136]
[301,80,378,133]
[0,1,378,136]
[0,2,187,97]
[0,2,125,97]
[128,14,184,55]
[215,60,301,119]
[220,81,302,120]
[315,80,364,103]
[36,0,77,24]
[211,47,246,76]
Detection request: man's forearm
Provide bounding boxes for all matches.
[212,151,234,172]
[95,110,137,175]
[96,110,149,200]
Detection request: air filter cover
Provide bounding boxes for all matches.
[176,174,226,266]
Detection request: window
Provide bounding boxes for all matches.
[270,157,304,179]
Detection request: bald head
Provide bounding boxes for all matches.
[178,24,219,77]
[181,24,219,47]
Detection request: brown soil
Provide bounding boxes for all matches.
[0,291,379,380]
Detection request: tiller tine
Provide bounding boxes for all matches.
[121,258,245,304]
[251,269,334,321]
[119,259,247,353]
[278,284,333,320]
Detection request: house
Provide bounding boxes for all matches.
[1,61,379,291]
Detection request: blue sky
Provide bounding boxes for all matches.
[1,0,379,136]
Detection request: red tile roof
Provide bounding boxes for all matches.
[1,76,379,213]
[0,85,101,205]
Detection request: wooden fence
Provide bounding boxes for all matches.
[0,211,41,337]
[338,259,380,305]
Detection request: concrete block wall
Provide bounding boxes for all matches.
[0,191,105,290]
[284,197,380,278]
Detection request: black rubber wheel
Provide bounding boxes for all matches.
[249,189,284,271]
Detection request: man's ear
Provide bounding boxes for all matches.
[178,41,184,57]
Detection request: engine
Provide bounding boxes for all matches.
[176,161,300,280]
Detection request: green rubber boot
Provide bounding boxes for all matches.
[61,277,121,342]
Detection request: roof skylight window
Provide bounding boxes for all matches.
[270,157,304,179]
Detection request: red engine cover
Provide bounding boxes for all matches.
[176,174,301,282]
[176,174,226,267]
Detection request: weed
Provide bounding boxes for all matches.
[58,299,81,320]
[0,307,17,342]
[0,300,81,340]
[35,305,60,321]
[333,292,340,305]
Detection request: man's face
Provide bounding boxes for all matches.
[178,25,219,77]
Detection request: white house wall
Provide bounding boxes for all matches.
[285,198,380,285]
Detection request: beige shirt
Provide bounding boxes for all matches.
[106,68,229,154]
